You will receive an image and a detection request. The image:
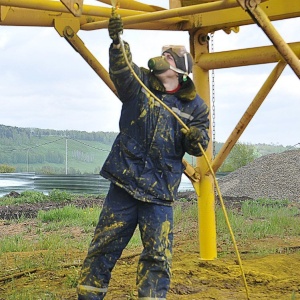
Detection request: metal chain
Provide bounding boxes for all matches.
[210,32,216,157]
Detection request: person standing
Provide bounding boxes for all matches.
[77,15,210,300]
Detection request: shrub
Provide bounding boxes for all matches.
[0,164,16,173]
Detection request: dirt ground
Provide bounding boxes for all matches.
[1,195,300,300]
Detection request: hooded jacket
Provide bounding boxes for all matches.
[100,42,210,205]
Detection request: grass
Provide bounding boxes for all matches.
[2,193,300,255]
[37,205,99,226]
[0,234,34,253]
[0,189,108,206]
[6,290,58,300]
[217,198,300,241]
[1,192,300,299]
[0,189,78,205]
[1,194,299,252]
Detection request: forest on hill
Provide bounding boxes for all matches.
[0,124,117,144]
[0,124,295,174]
[0,125,117,174]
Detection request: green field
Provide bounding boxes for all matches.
[0,124,293,174]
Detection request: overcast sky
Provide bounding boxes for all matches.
[0,1,299,146]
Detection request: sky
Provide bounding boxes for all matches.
[0,1,299,147]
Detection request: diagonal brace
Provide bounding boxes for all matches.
[211,60,286,173]
[54,19,117,95]
[237,0,300,79]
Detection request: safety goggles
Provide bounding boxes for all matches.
[161,45,188,57]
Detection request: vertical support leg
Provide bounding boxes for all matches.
[190,31,217,260]
[193,174,217,260]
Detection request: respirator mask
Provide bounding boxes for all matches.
[148,45,193,81]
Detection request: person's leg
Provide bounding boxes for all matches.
[137,202,173,300]
[78,184,138,300]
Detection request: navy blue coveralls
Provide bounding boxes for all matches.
[77,41,210,300]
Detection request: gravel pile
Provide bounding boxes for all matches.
[217,149,300,202]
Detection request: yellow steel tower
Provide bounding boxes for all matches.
[0,0,299,259]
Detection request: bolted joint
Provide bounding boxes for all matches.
[64,26,74,38]
[60,0,83,17]
[183,160,201,183]
[248,0,261,8]
[198,34,210,45]
[237,0,261,10]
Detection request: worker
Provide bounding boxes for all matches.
[77,15,210,300]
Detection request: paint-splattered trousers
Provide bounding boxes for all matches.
[77,183,173,300]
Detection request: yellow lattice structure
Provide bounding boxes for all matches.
[1,0,299,259]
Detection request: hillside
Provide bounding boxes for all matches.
[0,124,295,174]
[0,124,117,174]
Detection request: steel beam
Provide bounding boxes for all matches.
[54,20,117,96]
[0,0,135,18]
[0,0,182,30]
[97,0,165,12]
[211,61,287,173]
[0,4,9,21]
[177,0,300,32]
[197,42,300,70]
[237,0,300,79]
[81,0,241,30]
[1,0,299,34]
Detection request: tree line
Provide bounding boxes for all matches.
[0,124,114,174]
[0,124,295,174]
[0,124,118,145]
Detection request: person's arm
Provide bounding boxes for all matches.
[108,16,141,102]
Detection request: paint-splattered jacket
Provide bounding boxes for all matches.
[100,42,209,205]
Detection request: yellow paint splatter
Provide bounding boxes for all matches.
[151,181,158,188]
[149,97,155,109]
[139,109,147,118]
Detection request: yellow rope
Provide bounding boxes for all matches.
[118,34,250,300]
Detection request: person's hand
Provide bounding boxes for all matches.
[181,126,202,147]
[108,16,123,45]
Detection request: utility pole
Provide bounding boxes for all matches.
[27,149,29,173]
[65,138,68,175]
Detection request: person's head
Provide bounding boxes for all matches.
[148,45,193,82]
[162,45,193,75]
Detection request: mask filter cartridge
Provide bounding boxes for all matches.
[148,56,170,74]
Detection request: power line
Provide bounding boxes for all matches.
[67,137,110,152]
[1,137,110,153]
[1,137,66,153]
